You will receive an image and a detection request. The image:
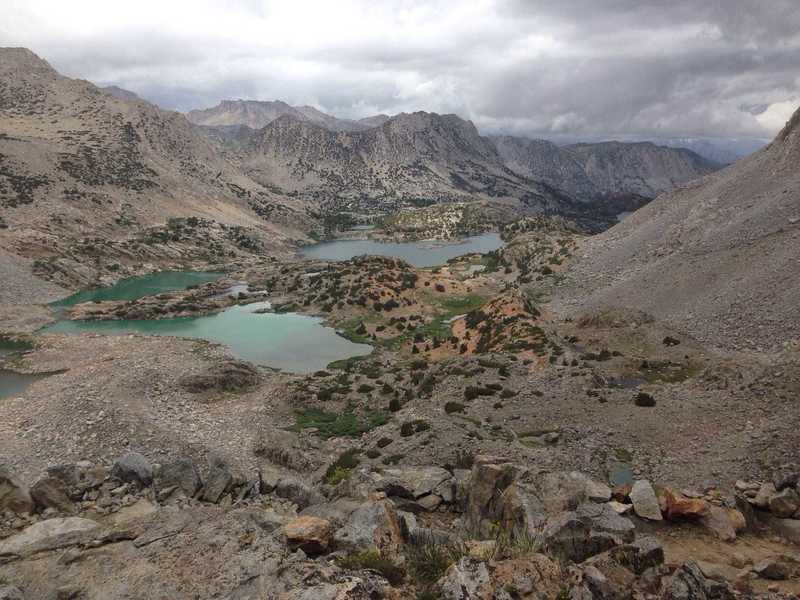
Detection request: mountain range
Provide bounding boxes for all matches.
[0,47,730,297]
[189,99,719,208]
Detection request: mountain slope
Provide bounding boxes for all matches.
[0,48,309,297]
[566,141,720,198]
[491,136,597,200]
[556,105,800,351]
[493,135,719,200]
[237,111,592,223]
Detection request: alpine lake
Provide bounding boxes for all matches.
[10,233,504,389]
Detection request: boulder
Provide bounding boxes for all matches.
[543,503,635,563]
[586,480,612,503]
[299,498,361,529]
[111,452,153,486]
[608,501,632,515]
[274,476,325,510]
[764,515,800,544]
[499,482,546,536]
[284,516,333,556]
[663,488,708,521]
[30,476,74,513]
[772,466,799,492]
[378,466,452,500]
[660,561,735,600]
[630,480,663,521]
[0,467,34,514]
[201,456,233,503]
[700,506,740,542]
[768,487,800,518]
[753,556,795,580]
[0,586,24,600]
[464,456,518,537]
[156,457,202,498]
[180,360,260,393]
[622,536,665,574]
[751,482,776,509]
[438,557,492,600]
[0,517,101,558]
[333,499,405,554]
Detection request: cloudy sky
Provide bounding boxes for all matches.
[2,0,798,139]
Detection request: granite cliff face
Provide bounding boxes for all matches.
[235,111,585,221]
[493,135,719,201]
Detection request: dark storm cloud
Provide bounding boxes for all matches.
[2,0,798,138]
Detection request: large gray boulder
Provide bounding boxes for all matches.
[274,477,325,510]
[333,499,405,553]
[768,487,800,518]
[30,476,74,513]
[438,557,492,600]
[201,456,234,503]
[376,466,454,507]
[543,503,635,563]
[0,517,101,559]
[156,457,202,498]
[0,466,33,514]
[463,456,520,537]
[660,561,734,600]
[111,452,153,486]
[630,480,663,521]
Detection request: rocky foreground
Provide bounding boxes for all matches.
[1,452,799,599]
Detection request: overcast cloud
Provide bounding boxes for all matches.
[1,0,798,139]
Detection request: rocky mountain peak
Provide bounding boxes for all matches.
[0,47,55,76]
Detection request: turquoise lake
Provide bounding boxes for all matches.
[52,271,224,308]
[44,301,373,374]
[299,232,504,267]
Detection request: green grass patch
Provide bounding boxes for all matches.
[291,407,388,439]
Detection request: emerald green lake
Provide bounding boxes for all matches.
[52,271,223,308]
[44,302,373,373]
[299,232,504,267]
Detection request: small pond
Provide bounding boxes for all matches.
[43,302,373,374]
[0,369,52,399]
[52,271,224,308]
[299,232,504,267]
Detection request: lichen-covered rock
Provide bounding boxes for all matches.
[111,452,153,486]
[156,456,202,498]
[663,488,708,521]
[543,503,635,563]
[30,476,74,513]
[439,557,492,600]
[464,456,519,537]
[0,517,101,558]
[200,456,234,503]
[660,561,735,600]
[0,466,34,514]
[630,480,663,521]
[768,487,800,518]
[284,516,333,555]
[333,499,405,554]
[274,476,325,510]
